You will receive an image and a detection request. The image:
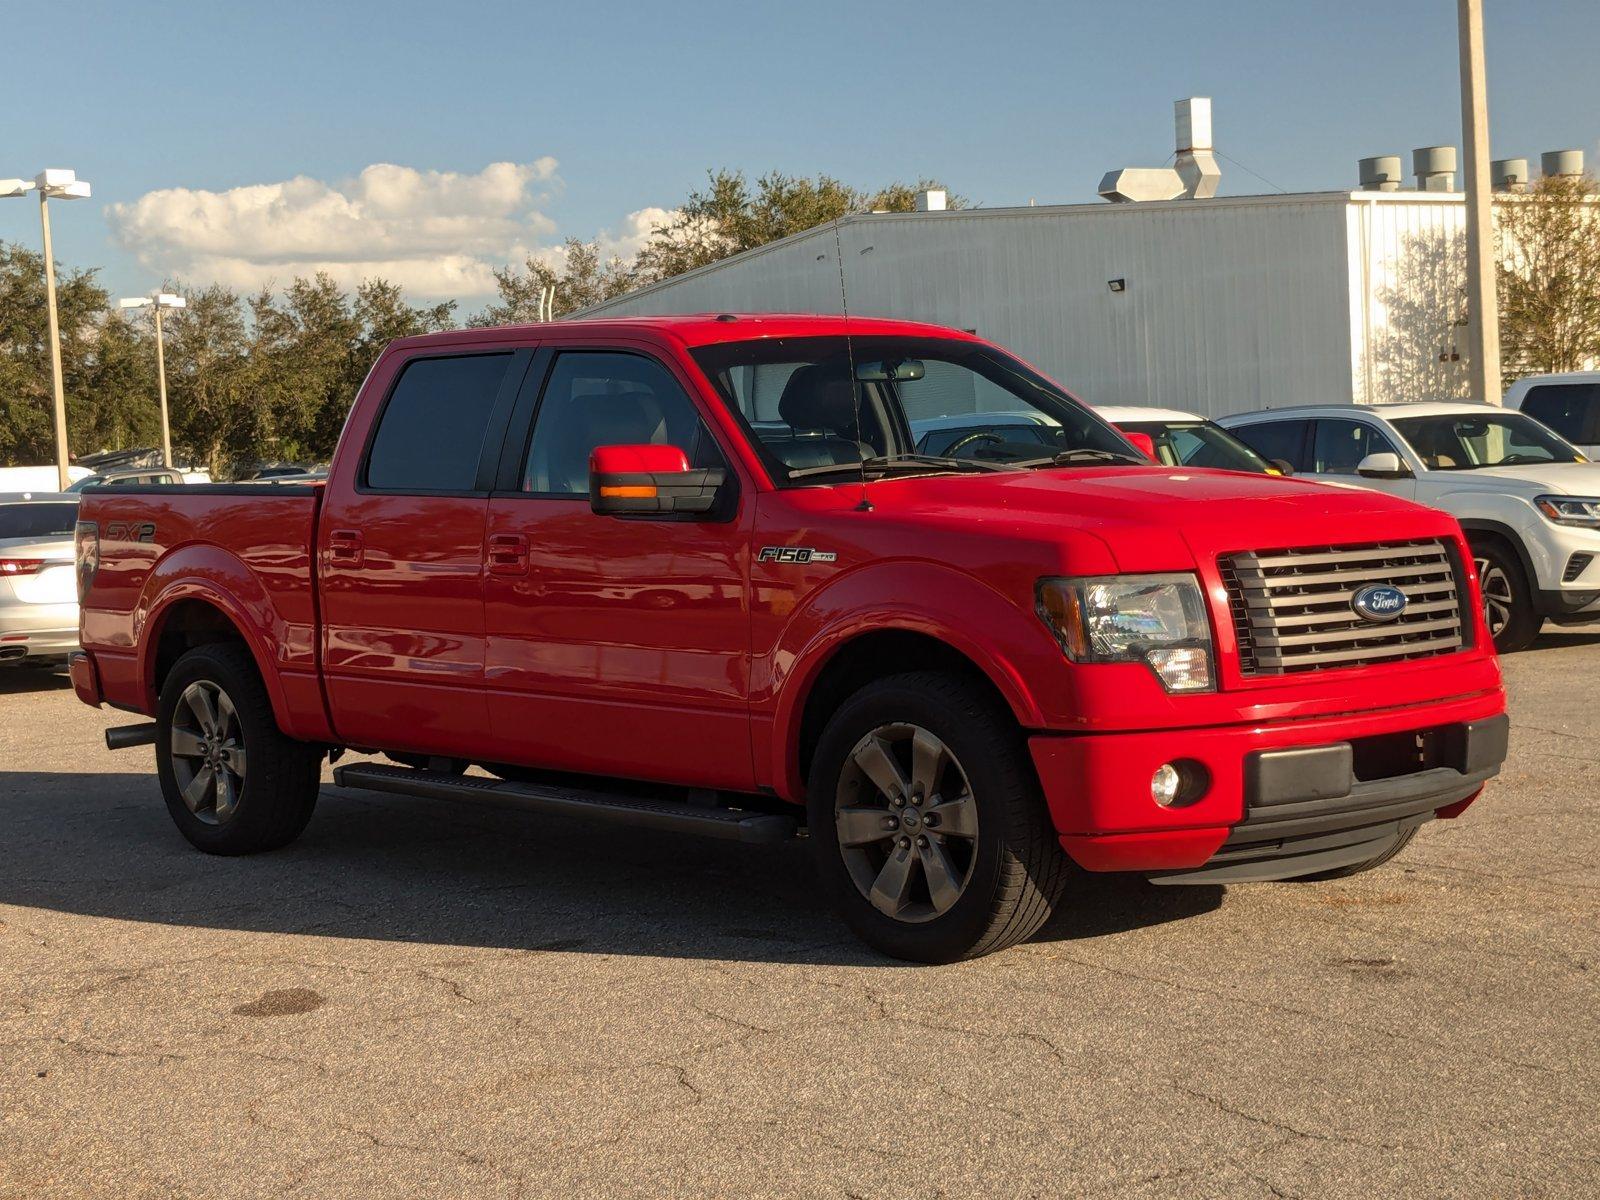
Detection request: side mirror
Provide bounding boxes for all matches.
[1122,431,1157,461]
[1355,451,1411,479]
[1269,458,1296,477]
[589,444,726,516]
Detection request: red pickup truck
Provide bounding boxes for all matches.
[70,315,1508,962]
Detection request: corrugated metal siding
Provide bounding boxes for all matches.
[591,196,1359,419]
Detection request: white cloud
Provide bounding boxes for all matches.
[107,159,566,299]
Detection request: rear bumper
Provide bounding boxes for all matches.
[69,649,102,706]
[1031,690,1508,877]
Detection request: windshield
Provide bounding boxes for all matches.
[1391,412,1585,471]
[0,502,79,541]
[1116,420,1273,473]
[689,336,1138,485]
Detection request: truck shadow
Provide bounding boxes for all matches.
[0,770,1222,966]
[0,665,73,695]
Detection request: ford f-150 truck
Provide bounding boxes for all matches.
[70,315,1509,962]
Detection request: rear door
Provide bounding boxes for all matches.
[480,342,756,790]
[318,346,532,758]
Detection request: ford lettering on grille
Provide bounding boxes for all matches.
[1351,584,1408,622]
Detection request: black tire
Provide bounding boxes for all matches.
[1472,538,1540,653]
[1293,827,1417,881]
[155,643,322,855]
[807,671,1070,963]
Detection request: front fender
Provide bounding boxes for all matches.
[762,561,1067,799]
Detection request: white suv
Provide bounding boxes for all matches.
[1504,372,1600,458]
[1218,402,1600,651]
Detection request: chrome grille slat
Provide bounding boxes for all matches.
[1221,540,1468,676]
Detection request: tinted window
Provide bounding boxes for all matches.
[1311,419,1400,474]
[522,352,721,494]
[0,503,79,540]
[365,354,512,492]
[1229,419,1309,470]
[1522,384,1600,444]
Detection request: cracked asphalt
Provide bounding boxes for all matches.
[2,632,1597,1198]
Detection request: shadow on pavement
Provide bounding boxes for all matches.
[0,664,73,695]
[1528,626,1600,652]
[0,769,1222,965]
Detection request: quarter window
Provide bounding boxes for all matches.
[521,352,721,494]
[365,353,513,492]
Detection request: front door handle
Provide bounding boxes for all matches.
[329,528,364,567]
[487,532,529,576]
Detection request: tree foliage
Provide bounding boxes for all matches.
[472,238,636,325]
[1497,174,1600,384]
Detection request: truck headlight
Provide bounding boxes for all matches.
[1535,495,1600,528]
[1037,574,1215,692]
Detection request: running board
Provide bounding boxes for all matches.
[331,763,798,845]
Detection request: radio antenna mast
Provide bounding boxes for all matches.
[830,216,872,512]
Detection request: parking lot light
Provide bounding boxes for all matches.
[118,292,187,468]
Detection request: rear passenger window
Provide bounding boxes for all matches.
[1230,420,1308,471]
[521,352,721,494]
[1522,384,1600,444]
[365,354,512,492]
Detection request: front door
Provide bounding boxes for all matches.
[319,347,530,758]
[1309,418,1418,501]
[481,345,756,790]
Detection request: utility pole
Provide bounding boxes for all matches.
[1458,0,1502,403]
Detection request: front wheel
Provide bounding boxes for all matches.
[807,671,1069,963]
[1473,540,1540,653]
[156,643,322,855]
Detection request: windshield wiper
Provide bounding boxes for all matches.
[1013,447,1149,468]
[788,453,1021,480]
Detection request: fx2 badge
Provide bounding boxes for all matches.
[758,546,837,565]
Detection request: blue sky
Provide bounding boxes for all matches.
[3,0,1596,309]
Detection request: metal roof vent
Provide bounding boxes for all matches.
[1491,158,1529,192]
[1541,149,1585,178]
[914,188,947,212]
[1413,146,1457,192]
[1099,97,1221,202]
[1358,155,1404,192]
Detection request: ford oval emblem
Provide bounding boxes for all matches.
[1352,584,1408,622]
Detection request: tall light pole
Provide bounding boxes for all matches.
[1458,0,1502,403]
[119,293,187,468]
[1,168,94,489]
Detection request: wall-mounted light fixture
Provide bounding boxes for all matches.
[1107,278,1127,293]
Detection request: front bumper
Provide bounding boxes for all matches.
[1031,690,1508,878]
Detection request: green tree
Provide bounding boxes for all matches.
[634,170,963,283]
[1497,173,1600,385]
[160,284,256,477]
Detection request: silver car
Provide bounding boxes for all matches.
[0,493,81,665]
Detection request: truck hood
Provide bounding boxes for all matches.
[1429,460,1600,494]
[863,466,1446,571]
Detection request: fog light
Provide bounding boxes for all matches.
[1151,760,1210,808]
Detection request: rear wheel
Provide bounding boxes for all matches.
[1472,539,1540,653]
[808,671,1069,963]
[156,644,322,854]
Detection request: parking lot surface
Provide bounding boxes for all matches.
[2,633,1596,1199]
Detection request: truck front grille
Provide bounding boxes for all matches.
[1220,540,1468,675]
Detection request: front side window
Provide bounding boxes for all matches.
[1120,421,1271,473]
[1522,384,1600,445]
[690,336,1136,484]
[1310,420,1401,474]
[1391,411,1585,470]
[365,353,513,492]
[521,352,722,494]
[1228,419,1309,471]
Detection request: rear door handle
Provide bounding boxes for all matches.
[487,532,529,576]
[329,529,364,567]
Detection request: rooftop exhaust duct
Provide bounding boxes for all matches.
[1099,98,1221,202]
[1541,149,1585,178]
[1358,155,1404,192]
[1491,158,1529,192]
[1413,146,1457,192]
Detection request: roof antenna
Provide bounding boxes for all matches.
[831,216,872,513]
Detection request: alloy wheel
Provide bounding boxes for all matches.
[1474,556,1514,638]
[834,723,980,923]
[169,680,247,825]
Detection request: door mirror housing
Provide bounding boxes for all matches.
[1355,451,1411,479]
[1122,431,1157,461]
[589,444,726,516]
[1268,458,1296,477]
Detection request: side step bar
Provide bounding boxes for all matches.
[332,762,798,845]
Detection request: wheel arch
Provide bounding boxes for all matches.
[140,586,297,736]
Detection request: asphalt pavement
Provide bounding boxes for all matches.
[1,632,1596,1198]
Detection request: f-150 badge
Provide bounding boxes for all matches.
[758,546,837,564]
